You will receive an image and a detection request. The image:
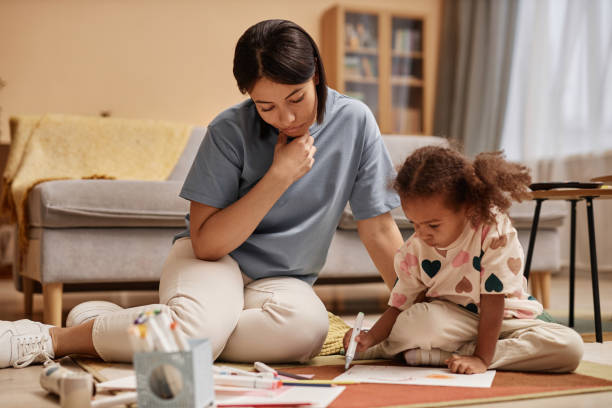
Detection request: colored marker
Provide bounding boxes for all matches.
[282,380,359,385]
[254,361,310,380]
[213,374,282,389]
[254,361,277,375]
[345,312,364,369]
[214,365,263,378]
[170,321,191,351]
[145,315,175,352]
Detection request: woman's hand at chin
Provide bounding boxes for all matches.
[269,131,316,184]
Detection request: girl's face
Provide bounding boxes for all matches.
[249,76,318,137]
[401,194,469,248]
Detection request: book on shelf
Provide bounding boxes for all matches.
[392,106,422,134]
[394,28,421,53]
[361,56,374,78]
[391,76,424,86]
[344,55,361,77]
[392,58,418,77]
[345,20,378,49]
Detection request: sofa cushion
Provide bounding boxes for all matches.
[338,205,409,230]
[319,227,560,279]
[507,200,566,229]
[382,135,448,167]
[319,229,412,279]
[28,179,188,228]
[25,228,181,283]
[338,200,566,231]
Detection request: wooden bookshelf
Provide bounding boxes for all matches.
[391,76,424,87]
[321,4,441,135]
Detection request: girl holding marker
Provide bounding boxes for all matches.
[343,146,584,374]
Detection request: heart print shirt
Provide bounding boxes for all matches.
[389,211,543,319]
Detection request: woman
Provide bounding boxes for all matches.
[0,19,404,368]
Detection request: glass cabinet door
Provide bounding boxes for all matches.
[390,16,424,134]
[343,12,380,121]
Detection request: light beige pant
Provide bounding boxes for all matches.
[369,299,584,372]
[91,238,329,363]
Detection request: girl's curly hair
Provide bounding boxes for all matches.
[393,146,532,226]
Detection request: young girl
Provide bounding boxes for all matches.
[344,146,583,374]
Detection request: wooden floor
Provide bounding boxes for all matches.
[1,273,612,407]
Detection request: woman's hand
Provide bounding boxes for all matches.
[343,329,376,353]
[189,132,315,260]
[445,355,488,374]
[270,132,316,184]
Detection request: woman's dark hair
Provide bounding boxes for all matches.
[233,19,328,124]
[393,146,532,226]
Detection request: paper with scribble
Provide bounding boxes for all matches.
[334,365,495,388]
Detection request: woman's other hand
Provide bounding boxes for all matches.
[270,132,316,184]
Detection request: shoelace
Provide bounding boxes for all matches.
[13,336,53,368]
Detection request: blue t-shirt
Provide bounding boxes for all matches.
[175,88,400,284]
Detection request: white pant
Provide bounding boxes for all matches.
[371,300,584,372]
[92,238,329,363]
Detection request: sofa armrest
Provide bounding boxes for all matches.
[29,179,188,228]
[382,135,449,167]
[338,206,411,230]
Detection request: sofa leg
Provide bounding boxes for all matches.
[530,273,541,304]
[43,283,63,327]
[22,276,34,316]
[539,271,551,310]
[529,271,551,310]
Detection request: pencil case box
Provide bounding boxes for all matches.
[134,338,215,408]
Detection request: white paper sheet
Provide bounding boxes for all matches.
[98,365,136,380]
[215,385,345,407]
[334,365,496,388]
[98,375,345,407]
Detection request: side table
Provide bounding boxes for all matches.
[525,186,612,343]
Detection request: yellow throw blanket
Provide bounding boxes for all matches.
[319,312,351,356]
[0,114,192,250]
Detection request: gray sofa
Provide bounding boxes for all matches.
[14,128,565,326]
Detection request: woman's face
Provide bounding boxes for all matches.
[249,76,318,137]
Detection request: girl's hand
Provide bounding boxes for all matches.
[445,355,488,374]
[342,328,353,350]
[343,329,376,352]
[270,132,316,184]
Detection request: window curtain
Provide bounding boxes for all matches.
[436,0,612,274]
[501,0,612,275]
[433,0,519,157]
[500,0,612,162]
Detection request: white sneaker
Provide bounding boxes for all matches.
[403,348,453,367]
[66,301,124,328]
[0,319,55,368]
